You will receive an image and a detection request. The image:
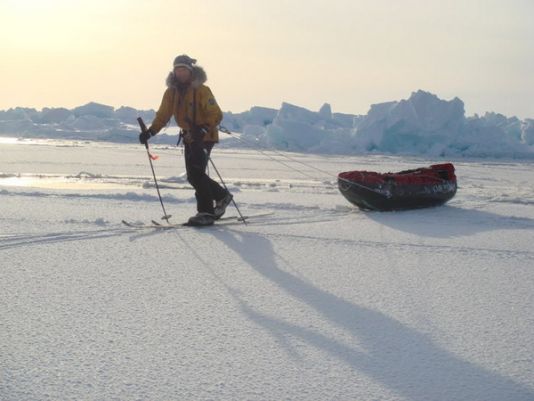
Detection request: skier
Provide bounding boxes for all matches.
[139,55,233,226]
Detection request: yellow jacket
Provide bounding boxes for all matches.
[149,66,223,143]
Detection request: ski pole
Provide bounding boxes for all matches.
[208,157,246,224]
[137,117,172,223]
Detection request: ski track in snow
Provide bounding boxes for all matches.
[1,142,534,401]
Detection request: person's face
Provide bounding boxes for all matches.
[174,66,192,83]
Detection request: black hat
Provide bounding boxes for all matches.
[173,54,196,71]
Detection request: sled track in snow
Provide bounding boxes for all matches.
[252,230,534,261]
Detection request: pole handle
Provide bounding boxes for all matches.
[137,117,148,133]
[137,117,150,149]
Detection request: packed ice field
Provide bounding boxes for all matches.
[1,138,533,400]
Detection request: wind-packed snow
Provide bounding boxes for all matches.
[1,91,533,158]
[1,139,533,400]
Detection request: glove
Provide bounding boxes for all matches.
[139,128,154,145]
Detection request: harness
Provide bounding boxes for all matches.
[176,87,198,146]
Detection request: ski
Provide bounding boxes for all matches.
[122,211,273,229]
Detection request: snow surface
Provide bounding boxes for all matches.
[1,91,533,159]
[1,139,533,400]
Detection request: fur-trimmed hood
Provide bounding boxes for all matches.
[166,65,207,89]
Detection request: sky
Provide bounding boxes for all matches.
[1,0,533,118]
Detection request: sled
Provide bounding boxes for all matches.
[338,163,457,211]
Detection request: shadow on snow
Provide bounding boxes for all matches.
[208,229,533,401]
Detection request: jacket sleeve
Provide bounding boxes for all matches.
[149,88,174,134]
[199,86,223,128]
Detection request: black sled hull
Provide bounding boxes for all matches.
[338,179,457,211]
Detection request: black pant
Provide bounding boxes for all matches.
[184,141,227,214]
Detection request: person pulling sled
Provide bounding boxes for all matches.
[139,54,233,226]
